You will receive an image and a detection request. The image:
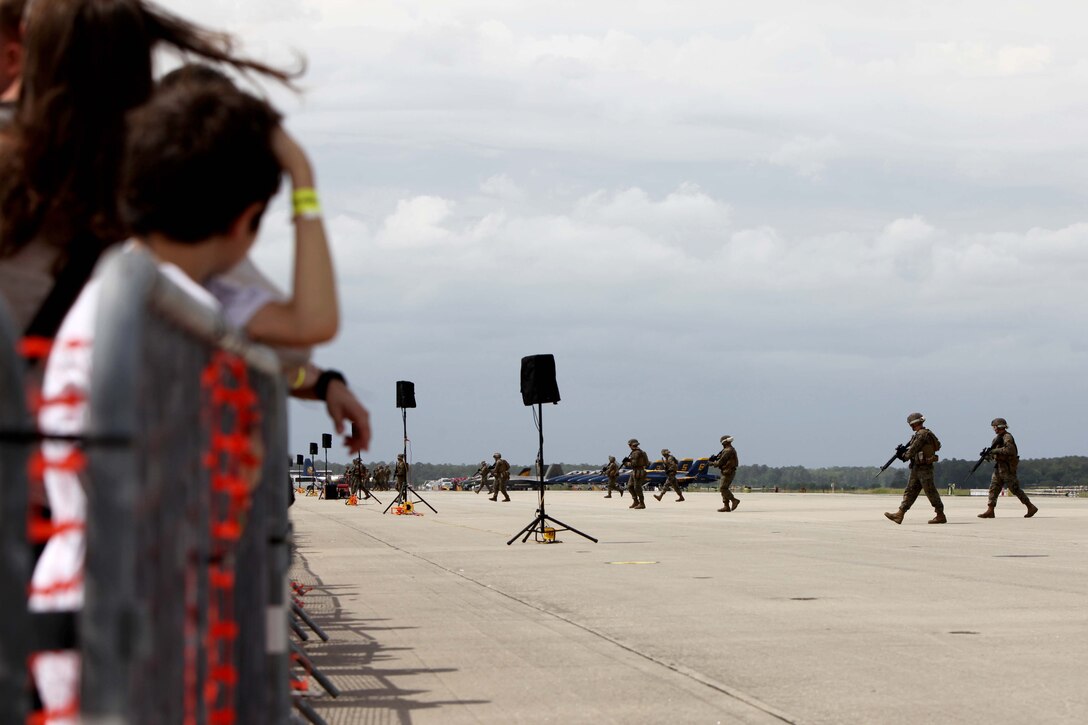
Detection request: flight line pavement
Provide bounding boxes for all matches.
[287,491,1088,725]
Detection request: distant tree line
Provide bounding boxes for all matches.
[318,457,1088,489]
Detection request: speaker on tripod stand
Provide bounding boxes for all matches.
[508,355,597,545]
[321,434,337,499]
[384,380,437,514]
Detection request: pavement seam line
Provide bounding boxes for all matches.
[328,514,798,724]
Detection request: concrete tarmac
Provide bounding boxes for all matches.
[288,491,1087,724]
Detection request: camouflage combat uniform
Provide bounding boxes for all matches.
[986,430,1035,513]
[475,461,493,495]
[655,451,685,501]
[357,464,370,497]
[625,442,649,509]
[711,441,740,512]
[895,424,944,518]
[490,455,511,501]
[394,457,408,495]
[344,461,361,496]
[603,458,621,498]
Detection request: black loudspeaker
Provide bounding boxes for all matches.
[396,380,416,409]
[520,354,560,406]
[309,442,318,455]
[322,433,332,449]
[296,454,304,465]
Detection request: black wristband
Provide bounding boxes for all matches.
[315,369,346,401]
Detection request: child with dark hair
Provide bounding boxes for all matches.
[135,65,340,379]
[30,77,338,718]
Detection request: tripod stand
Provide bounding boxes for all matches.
[508,403,596,545]
[383,407,436,514]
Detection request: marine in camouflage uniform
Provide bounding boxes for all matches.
[710,435,740,512]
[490,453,511,502]
[474,460,493,495]
[978,418,1038,519]
[378,464,391,491]
[603,456,621,498]
[361,463,374,496]
[394,454,408,496]
[344,460,361,496]
[885,412,946,525]
[654,449,685,502]
[624,439,648,509]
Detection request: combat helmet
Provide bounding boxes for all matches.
[906,412,925,427]
[628,438,639,447]
[720,435,734,444]
[991,417,1008,429]
[608,455,616,461]
[661,448,670,456]
[493,452,501,459]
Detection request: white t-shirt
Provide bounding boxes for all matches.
[31,262,219,611]
[30,259,218,718]
[206,256,311,370]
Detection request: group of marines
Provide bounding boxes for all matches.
[345,414,1036,524]
[344,453,409,497]
[882,413,1038,524]
[473,453,512,501]
[599,413,1037,524]
[601,436,741,512]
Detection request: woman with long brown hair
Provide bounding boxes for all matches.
[0,0,294,336]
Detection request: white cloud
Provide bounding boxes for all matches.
[479,173,525,201]
[376,196,455,248]
[768,135,841,178]
[911,42,1054,77]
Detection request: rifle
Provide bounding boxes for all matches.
[875,443,909,478]
[962,446,995,485]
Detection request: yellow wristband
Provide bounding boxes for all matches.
[292,188,322,219]
[292,187,318,203]
[291,366,307,390]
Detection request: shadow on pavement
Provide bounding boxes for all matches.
[293,553,488,724]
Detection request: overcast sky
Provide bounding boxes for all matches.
[160,0,1088,468]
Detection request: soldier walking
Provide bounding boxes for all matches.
[474,459,493,495]
[654,449,685,502]
[603,455,621,498]
[624,439,648,509]
[357,462,370,498]
[710,435,740,512]
[978,418,1038,519]
[884,412,946,525]
[394,454,408,497]
[344,459,361,497]
[490,452,511,502]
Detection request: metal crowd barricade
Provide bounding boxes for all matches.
[82,247,291,723]
[0,246,291,723]
[0,297,33,724]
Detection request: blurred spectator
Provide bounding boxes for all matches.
[0,0,24,122]
[0,0,292,336]
[0,0,369,449]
